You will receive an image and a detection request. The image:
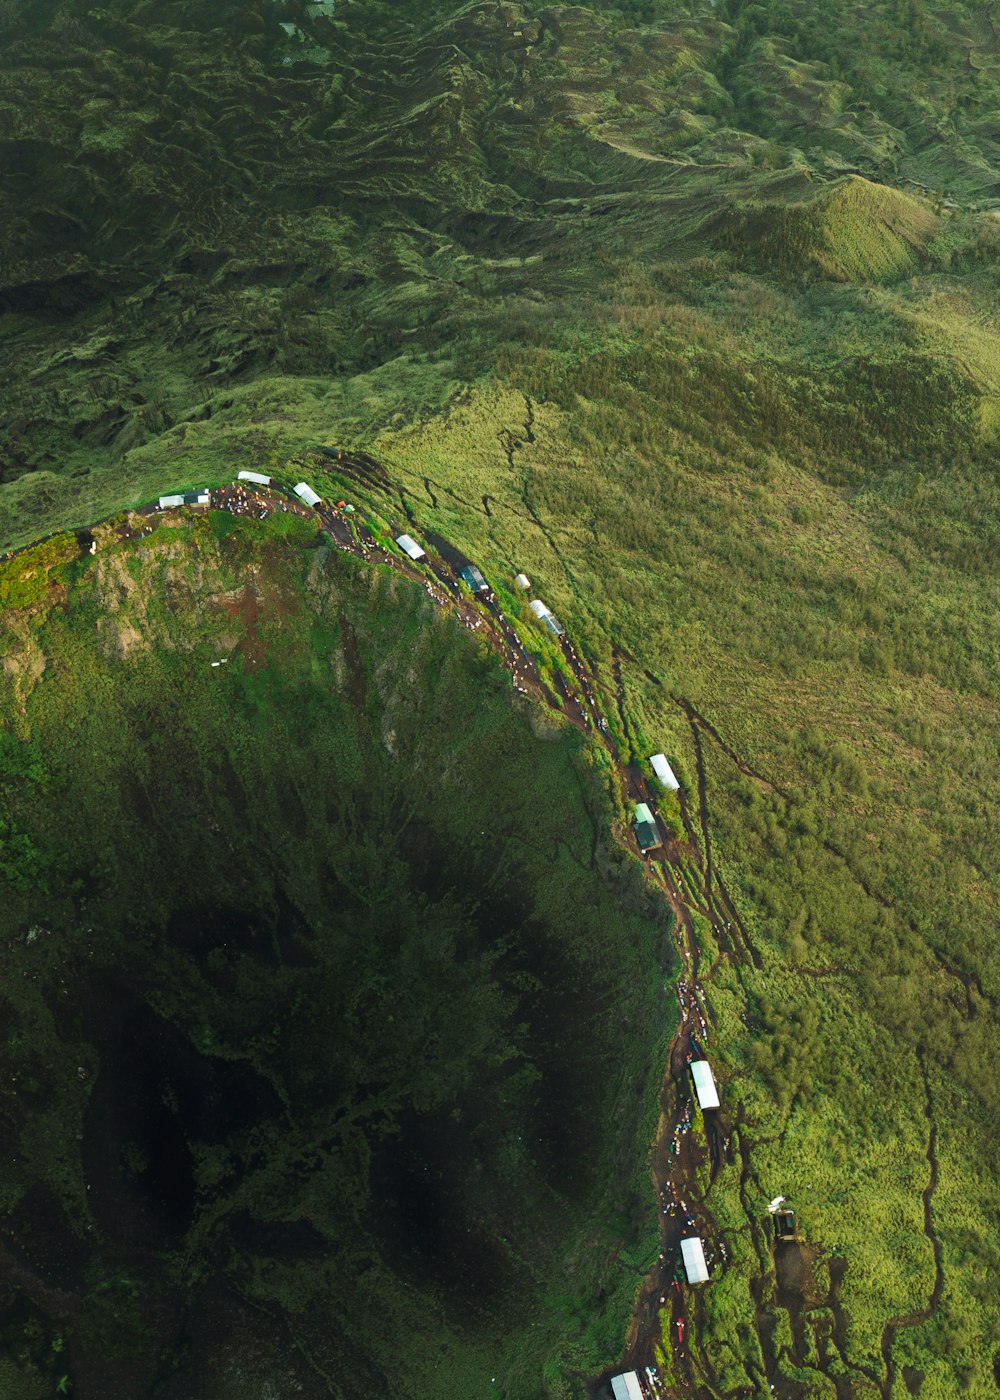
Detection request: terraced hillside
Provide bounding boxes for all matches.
[1,0,1000,1397]
[6,0,1000,544]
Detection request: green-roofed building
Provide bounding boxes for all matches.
[634,802,662,852]
[458,564,488,592]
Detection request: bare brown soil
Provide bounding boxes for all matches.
[218,582,263,669]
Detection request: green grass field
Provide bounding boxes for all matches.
[1,0,1000,1394]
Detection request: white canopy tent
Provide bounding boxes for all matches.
[238,471,271,485]
[293,482,321,507]
[610,1373,645,1400]
[681,1236,709,1285]
[690,1060,720,1110]
[395,534,426,561]
[650,753,680,790]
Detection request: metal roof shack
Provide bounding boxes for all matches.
[634,802,662,852]
[395,534,426,561]
[293,482,321,507]
[458,564,488,592]
[774,1207,798,1240]
[690,1060,720,1110]
[681,1236,709,1285]
[238,471,271,486]
[650,753,680,791]
[611,1373,645,1400]
[158,491,209,508]
[515,572,531,589]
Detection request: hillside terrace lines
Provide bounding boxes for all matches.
[495,392,579,576]
[673,695,992,1009]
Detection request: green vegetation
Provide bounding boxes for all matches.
[0,522,670,1397]
[2,0,1000,1394]
[710,177,944,283]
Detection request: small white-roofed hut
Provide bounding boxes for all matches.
[515,573,531,589]
[238,471,271,486]
[681,1236,709,1285]
[293,482,321,507]
[611,1373,645,1400]
[650,753,680,790]
[395,534,426,561]
[158,495,185,508]
[690,1060,720,1110]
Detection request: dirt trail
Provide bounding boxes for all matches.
[250,481,728,1399]
[679,702,714,897]
[674,700,762,972]
[673,699,985,999]
[610,647,636,754]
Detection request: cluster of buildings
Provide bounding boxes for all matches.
[609,1074,717,1399]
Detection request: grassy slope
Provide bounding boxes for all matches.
[363,361,1000,1391]
[1,0,999,1394]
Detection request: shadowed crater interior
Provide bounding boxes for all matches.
[0,540,666,1399]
